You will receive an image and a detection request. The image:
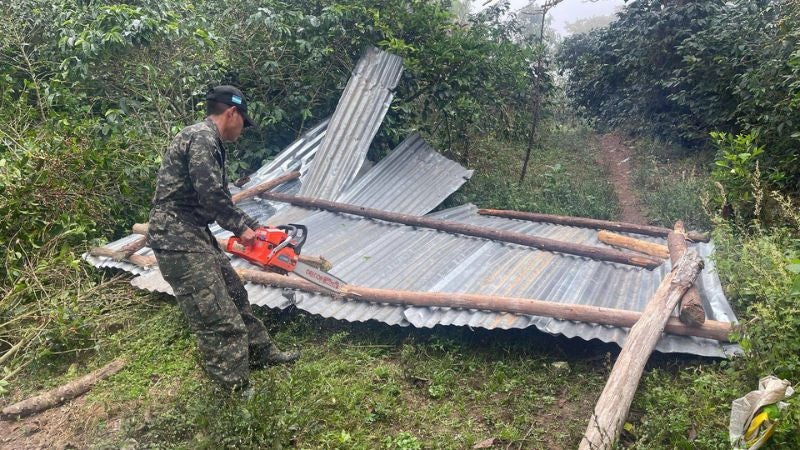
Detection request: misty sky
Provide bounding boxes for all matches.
[474,0,626,35]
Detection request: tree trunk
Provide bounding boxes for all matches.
[667,221,706,325]
[580,251,704,450]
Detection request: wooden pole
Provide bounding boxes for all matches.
[1,358,126,420]
[94,247,731,342]
[231,170,300,203]
[255,192,663,269]
[580,251,704,450]
[478,208,709,242]
[667,221,706,326]
[116,171,301,259]
[597,230,670,259]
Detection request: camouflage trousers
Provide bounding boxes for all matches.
[154,249,273,390]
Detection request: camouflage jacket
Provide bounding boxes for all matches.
[147,118,258,252]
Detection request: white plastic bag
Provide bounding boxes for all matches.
[729,375,794,449]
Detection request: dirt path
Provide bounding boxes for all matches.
[593,133,648,225]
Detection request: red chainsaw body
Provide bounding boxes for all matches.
[226,227,299,273]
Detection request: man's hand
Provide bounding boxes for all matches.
[240,227,257,245]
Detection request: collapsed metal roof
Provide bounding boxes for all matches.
[85,47,739,358]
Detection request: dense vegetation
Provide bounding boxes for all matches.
[1,0,799,447]
[557,0,800,203]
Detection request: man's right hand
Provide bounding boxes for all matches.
[240,227,257,245]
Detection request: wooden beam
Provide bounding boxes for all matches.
[597,230,670,259]
[580,251,704,450]
[91,242,331,271]
[231,170,300,203]
[255,192,663,269]
[478,209,709,242]
[667,221,706,326]
[93,247,732,342]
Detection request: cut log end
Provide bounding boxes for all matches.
[679,303,707,326]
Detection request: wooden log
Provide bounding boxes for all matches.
[89,247,156,267]
[255,192,663,269]
[231,170,300,203]
[597,230,670,259]
[1,358,126,420]
[478,208,709,242]
[97,247,731,341]
[238,268,732,342]
[91,240,330,271]
[580,251,704,450]
[667,221,706,326]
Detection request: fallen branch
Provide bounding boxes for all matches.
[254,192,663,269]
[478,209,709,242]
[667,221,706,325]
[597,230,670,259]
[1,358,126,420]
[580,251,704,450]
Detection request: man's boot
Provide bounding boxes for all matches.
[265,344,300,364]
[250,343,299,369]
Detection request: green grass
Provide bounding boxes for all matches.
[443,125,621,220]
[630,137,714,230]
[20,297,611,449]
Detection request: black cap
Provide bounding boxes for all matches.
[206,85,256,128]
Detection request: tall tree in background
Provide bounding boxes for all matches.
[519,0,563,182]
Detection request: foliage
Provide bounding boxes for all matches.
[626,139,800,448]
[556,0,800,193]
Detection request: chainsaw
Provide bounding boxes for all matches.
[226,224,347,293]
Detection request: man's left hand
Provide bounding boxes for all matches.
[240,227,257,245]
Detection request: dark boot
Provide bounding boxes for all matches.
[265,344,300,364]
[250,344,299,369]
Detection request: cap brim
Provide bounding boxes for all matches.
[241,110,256,128]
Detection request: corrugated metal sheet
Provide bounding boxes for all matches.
[298,47,403,200]
[127,200,738,357]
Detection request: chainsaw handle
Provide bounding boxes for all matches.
[289,223,307,254]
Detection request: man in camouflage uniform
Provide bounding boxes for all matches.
[148,85,299,392]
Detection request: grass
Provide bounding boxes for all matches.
[630,137,714,230]
[9,296,612,449]
[443,125,621,220]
